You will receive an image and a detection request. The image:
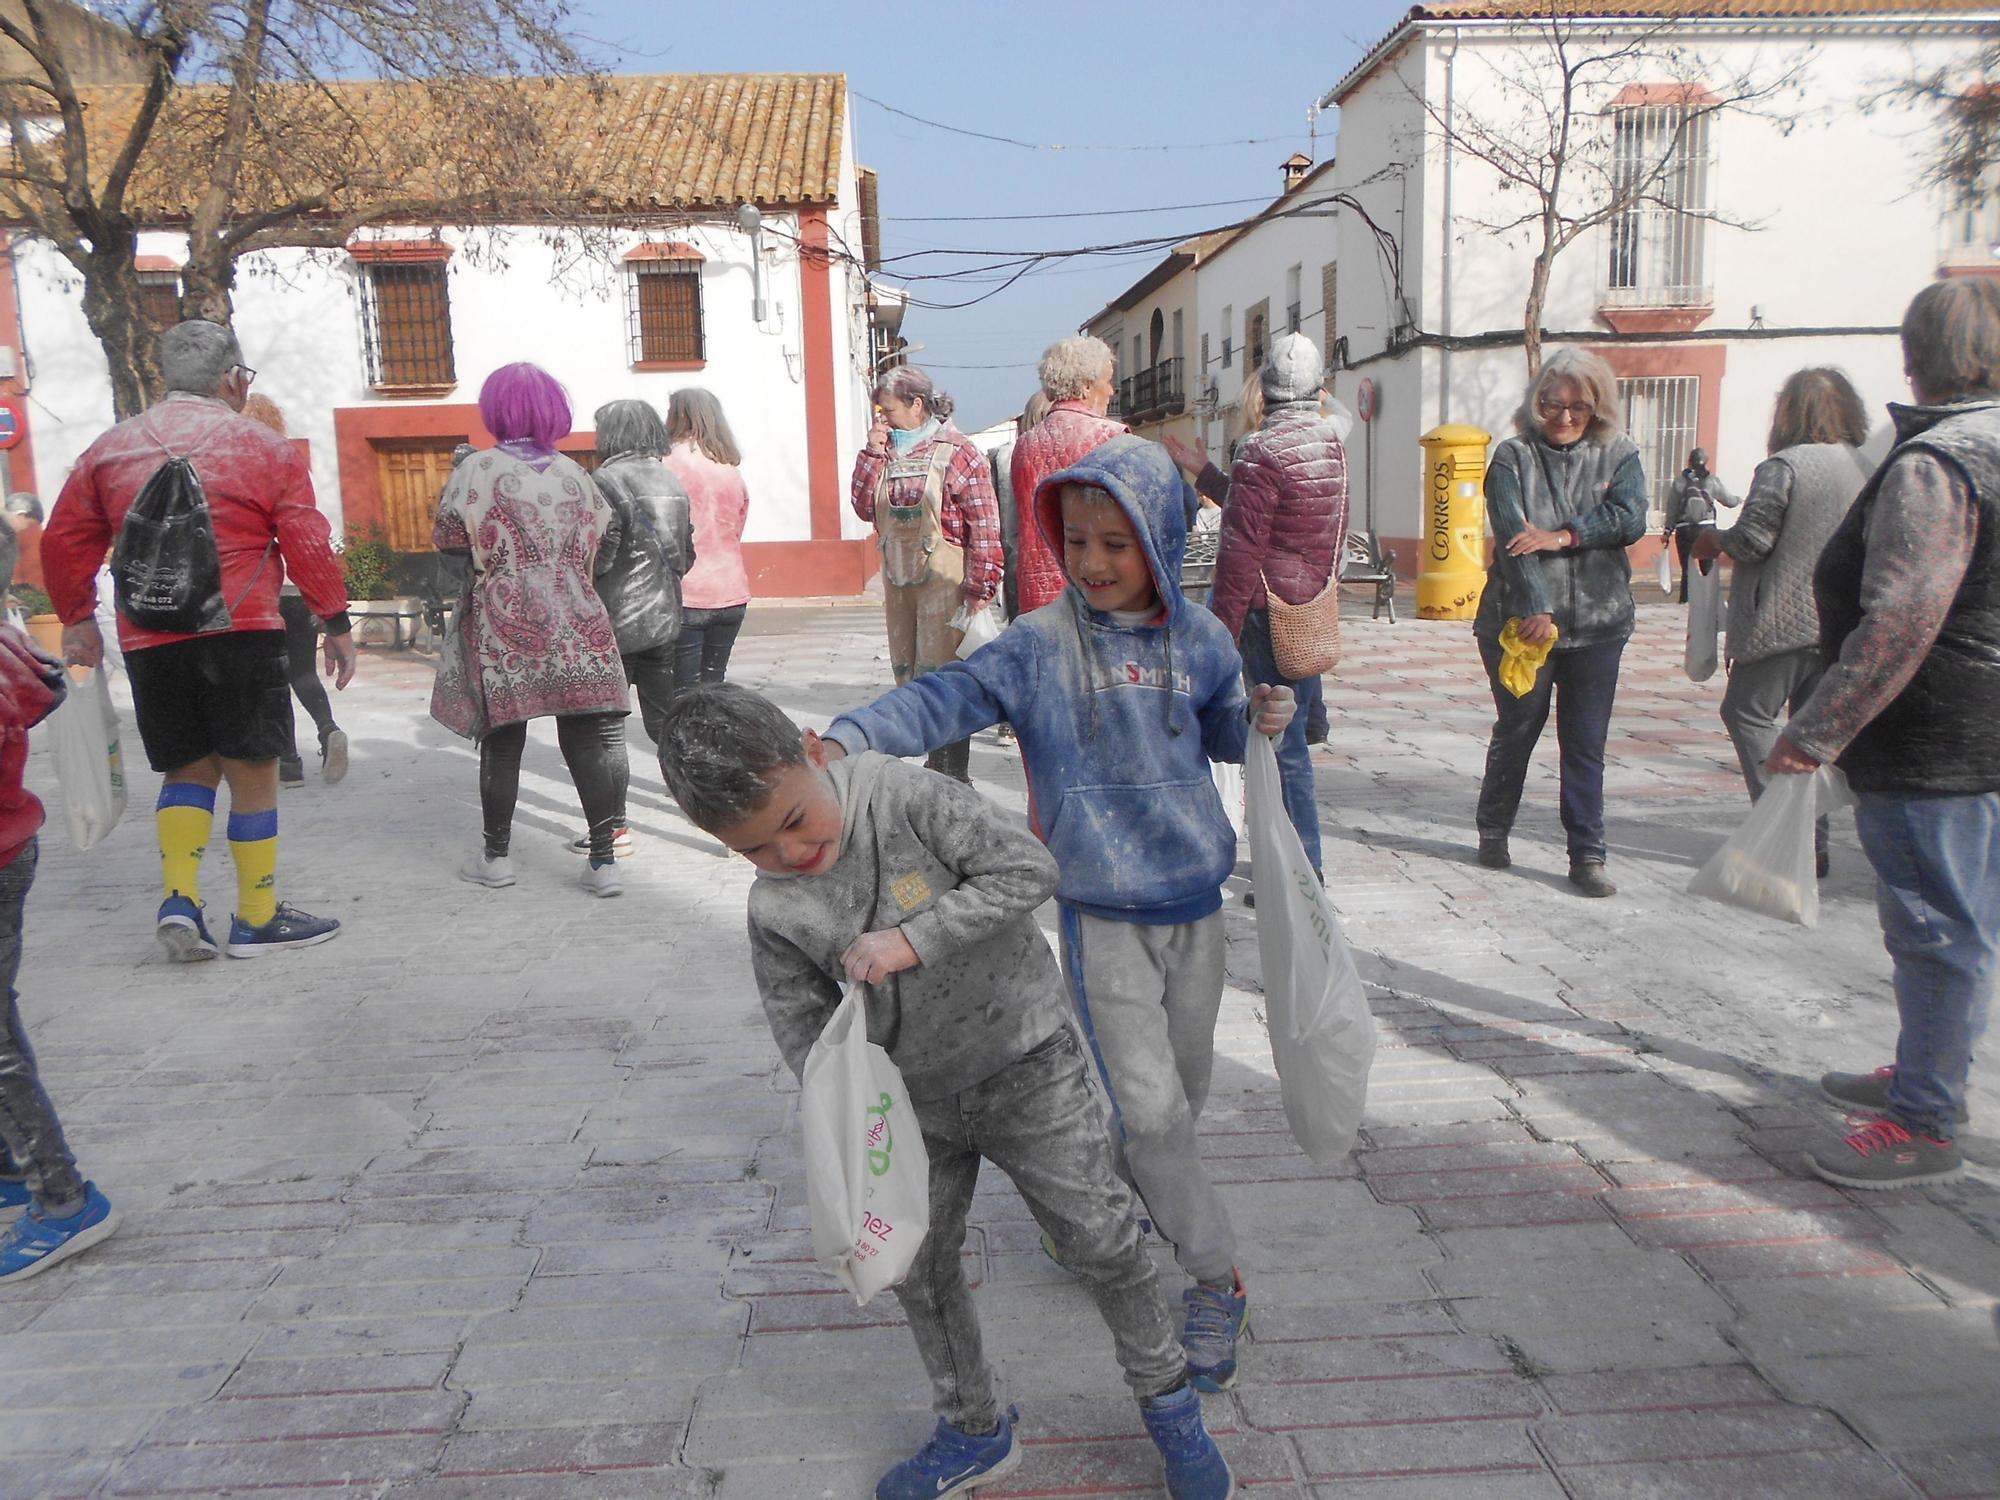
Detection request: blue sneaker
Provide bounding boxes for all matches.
[225,903,341,958]
[1141,1382,1234,1500]
[156,893,219,963]
[0,1177,30,1213]
[0,1183,119,1283]
[876,1405,1021,1499]
[1182,1271,1249,1392]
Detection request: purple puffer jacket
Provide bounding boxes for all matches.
[1207,404,1351,642]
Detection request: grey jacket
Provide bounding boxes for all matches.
[1720,444,1870,667]
[748,752,1069,1101]
[1665,469,1731,529]
[1476,431,1649,651]
[592,454,695,655]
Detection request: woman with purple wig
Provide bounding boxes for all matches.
[430,363,632,897]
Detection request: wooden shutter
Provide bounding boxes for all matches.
[635,263,704,363]
[368,263,455,387]
[374,441,464,552]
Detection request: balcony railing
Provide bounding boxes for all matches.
[1117,356,1186,422]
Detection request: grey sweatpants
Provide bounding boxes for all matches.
[1059,907,1237,1284]
[0,840,85,1217]
[893,1027,1185,1430]
[1721,647,1830,847]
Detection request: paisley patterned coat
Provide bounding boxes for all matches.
[432,449,628,731]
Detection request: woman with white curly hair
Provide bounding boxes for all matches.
[1009,336,1126,614]
[1473,348,1649,898]
[850,364,1003,783]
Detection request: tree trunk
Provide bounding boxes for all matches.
[1523,245,1555,379]
[78,244,159,420]
[178,243,237,327]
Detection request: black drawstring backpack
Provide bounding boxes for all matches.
[110,420,266,634]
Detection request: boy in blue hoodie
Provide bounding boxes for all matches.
[825,434,1293,1393]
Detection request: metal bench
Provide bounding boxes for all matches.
[1340,531,1398,622]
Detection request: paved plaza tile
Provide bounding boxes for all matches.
[2,595,1995,1498]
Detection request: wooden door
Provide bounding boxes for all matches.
[374,440,464,552]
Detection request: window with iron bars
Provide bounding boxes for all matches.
[1619,374,1701,519]
[628,261,705,365]
[1604,103,1714,307]
[138,272,181,331]
[359,262,455,389]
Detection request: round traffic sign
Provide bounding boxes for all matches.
[1356,378,1378,423]
[0,397,22,451]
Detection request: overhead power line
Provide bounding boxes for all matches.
[884,195,1276,224]
[854,91,1308,153]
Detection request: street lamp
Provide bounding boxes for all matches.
[736,202,767,324]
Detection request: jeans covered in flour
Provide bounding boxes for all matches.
[894,1026,1185,1430]
[0,841,86,1217]
[1059,908,1236,1284]
[1855,790,2000,1143]
[1239,607,1325,874]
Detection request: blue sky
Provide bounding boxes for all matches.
[572,0,1415,429]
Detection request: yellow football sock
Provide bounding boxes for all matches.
[156,784,216,904]
[227,809,279,928]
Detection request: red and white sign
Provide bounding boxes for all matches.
[1356,378,1378,424]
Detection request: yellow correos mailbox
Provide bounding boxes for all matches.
[1417,423,1492,621]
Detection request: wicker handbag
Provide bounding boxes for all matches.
[1265,568,1342,680]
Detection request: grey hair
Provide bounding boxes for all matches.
[158,319,243,395]
[656,684,808,834]
[594,399,669,460]
[4,493,42,523]
[1018,389,1052,435]
[873,364,954,420]
[1517,348,1623,443]
[1038,336,1114,402]
[665,387,742,466]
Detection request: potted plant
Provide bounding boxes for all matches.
[341,526,423,647]
[10,585,62,657]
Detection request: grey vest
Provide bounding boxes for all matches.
[1724,444,1870,667]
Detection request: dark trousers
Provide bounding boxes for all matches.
[0,841,85,1216]
[671,606,747,698]
[1238,607,1325,874]
[1476,635,1625,863]
[621,642,678,750]
[1672,524,1702,604]
[480,713,629,862]
[279,595,336,766]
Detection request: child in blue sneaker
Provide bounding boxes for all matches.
[659,684,1234,1500]
[824,435,1295,1393]
[0,526,119,1282]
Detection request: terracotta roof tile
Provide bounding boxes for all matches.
[50,71,846,226]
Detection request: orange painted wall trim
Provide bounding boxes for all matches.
[0,236,40,500]
[332,403,593,540]
[1588,342,1728,461]
[798,207,842,545]
[745,538,879,597]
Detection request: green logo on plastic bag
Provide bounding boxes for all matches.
[865,1091,895,1176]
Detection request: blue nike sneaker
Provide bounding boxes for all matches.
[225,904,341,958]
[876,1405,1021,1499]
[1141,1382,1234,1499]
[0,1183,120,1283]
[1182,1270,1249,1392]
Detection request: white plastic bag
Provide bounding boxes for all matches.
[800,987,930,1304]
[47,664,127,851]
[1685,557,1722,682]
[1688,766,1850,927]
[1655,547,1674,596]
[1244,735,1376,1163]
[951,601,1003,659]
[1212,759,1245,839]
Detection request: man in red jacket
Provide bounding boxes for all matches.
[44,321,356,961]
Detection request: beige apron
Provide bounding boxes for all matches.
[875,440,966,683]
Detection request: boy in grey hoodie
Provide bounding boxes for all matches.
[657,684,1235,1500]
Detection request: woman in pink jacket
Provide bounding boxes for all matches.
[664,389,752,695]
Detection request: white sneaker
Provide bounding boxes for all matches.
[320,729,350,785]
[567,827,635,859]
[459,852,515,888]
[580,861,623,898]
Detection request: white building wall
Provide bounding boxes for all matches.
[1327,20,1985,550]
[13,209,871,555]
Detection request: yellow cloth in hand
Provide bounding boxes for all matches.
[1497,617,1559,697]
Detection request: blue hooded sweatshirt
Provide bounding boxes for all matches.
[827,434,1251,926]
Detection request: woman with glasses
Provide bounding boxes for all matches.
[1472,349,1649,897]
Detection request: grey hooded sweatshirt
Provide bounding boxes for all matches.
[747,751,1070,1101]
